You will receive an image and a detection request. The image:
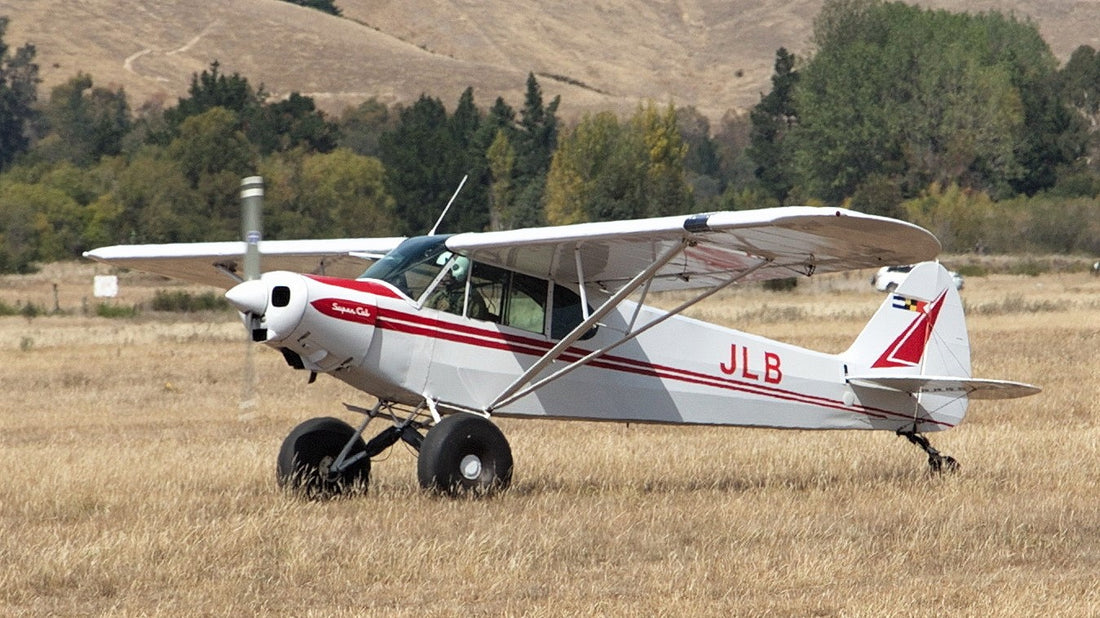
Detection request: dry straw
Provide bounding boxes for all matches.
[1,264,1097,615]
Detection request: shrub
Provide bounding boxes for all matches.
[150,290,230,312]
[20,302,42,319]
[954,264,988,277]
[95,302,139,318]
[762,277,798,292]
[1006,259,1046,277]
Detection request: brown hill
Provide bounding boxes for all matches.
[1,0,1098,123]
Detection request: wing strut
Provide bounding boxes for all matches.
[574,246,591,319]
[487,240,690,412]
[487,246,772,412]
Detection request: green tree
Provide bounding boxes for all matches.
[112,145,200,243]
[545,112,626,225]
[676,106,723,205]
[0,182,39,271]
[633,102,691,217]
[40,73,131,166]
[486,129,516,231]
[162,61,261,140]
[545,106,689,224]
[902,183,996,252]
[513,74,560,227]
[516,74,559,179]
[380,95,463,235]
[169,107,255,186]
[167,108,256,239]
[747,48,799,202]
[447,87,491,232]
[710,110,758,206]
[296,148,396,237]
[0,17,39,171]
[789,0,1076,203]
[0,180,86,268]
[848,173,903,218]
[1059,46,1100,177]
[338,97,395,157]
[252,92,338,155]
[256,148,309,238]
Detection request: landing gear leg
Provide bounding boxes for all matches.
[897,429,959,473]
[277,402,427,498]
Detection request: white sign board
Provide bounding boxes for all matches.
[93,275,118,298]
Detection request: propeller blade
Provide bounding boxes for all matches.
[238,176,264,415]
[241,176,263,282]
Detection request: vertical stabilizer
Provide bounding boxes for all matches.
[844,262,970,379]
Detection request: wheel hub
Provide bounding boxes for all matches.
[319,455,335,479]
[459,454,482,480]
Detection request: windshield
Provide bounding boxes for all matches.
[359,235,453,299]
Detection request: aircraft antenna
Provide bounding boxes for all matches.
[429,174,468,235]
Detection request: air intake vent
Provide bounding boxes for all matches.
[272,285,291,307]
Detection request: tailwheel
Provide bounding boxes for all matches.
[898,429,960,474]
[277,416,370,498]
[417,413,513,496]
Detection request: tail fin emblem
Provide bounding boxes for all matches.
[891,295,927,312]
[872,291,947,368]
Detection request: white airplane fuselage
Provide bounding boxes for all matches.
[256,271,946,433]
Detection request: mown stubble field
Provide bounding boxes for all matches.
[1,262,1097,616]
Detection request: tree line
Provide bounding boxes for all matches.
[1,1,1098,274]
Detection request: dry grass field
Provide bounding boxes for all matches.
[1,261,1097,616]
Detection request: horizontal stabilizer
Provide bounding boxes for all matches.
[849,375,1041,400]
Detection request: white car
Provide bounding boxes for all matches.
[872,264,964,292]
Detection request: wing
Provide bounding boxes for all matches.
[446,206,941,292]
[83,237,406,289]
[848,375,1042,400]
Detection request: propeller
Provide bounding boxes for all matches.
[235,176,265,415]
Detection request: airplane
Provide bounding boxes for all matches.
[84,177,1040,496]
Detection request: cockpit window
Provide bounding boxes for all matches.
[359,235,452,299]
[362,236,594,340]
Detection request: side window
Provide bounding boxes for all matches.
[424,258,556,338]
[551,285,597,340]
[505,272,548,333]
[423,253,469,315]
[466,262,507,323]
[463,263,549,335]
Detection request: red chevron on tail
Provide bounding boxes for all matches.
[870,290,947,368]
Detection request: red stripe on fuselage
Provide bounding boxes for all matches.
[306,275,404,299]
[367,304,952,428]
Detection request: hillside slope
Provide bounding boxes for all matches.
[1,0,1097,123]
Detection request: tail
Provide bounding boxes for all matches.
[846,262,970,380]
[842,262,1039,430]
[843,262,972,429]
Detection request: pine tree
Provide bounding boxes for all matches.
[0,17,39,171]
